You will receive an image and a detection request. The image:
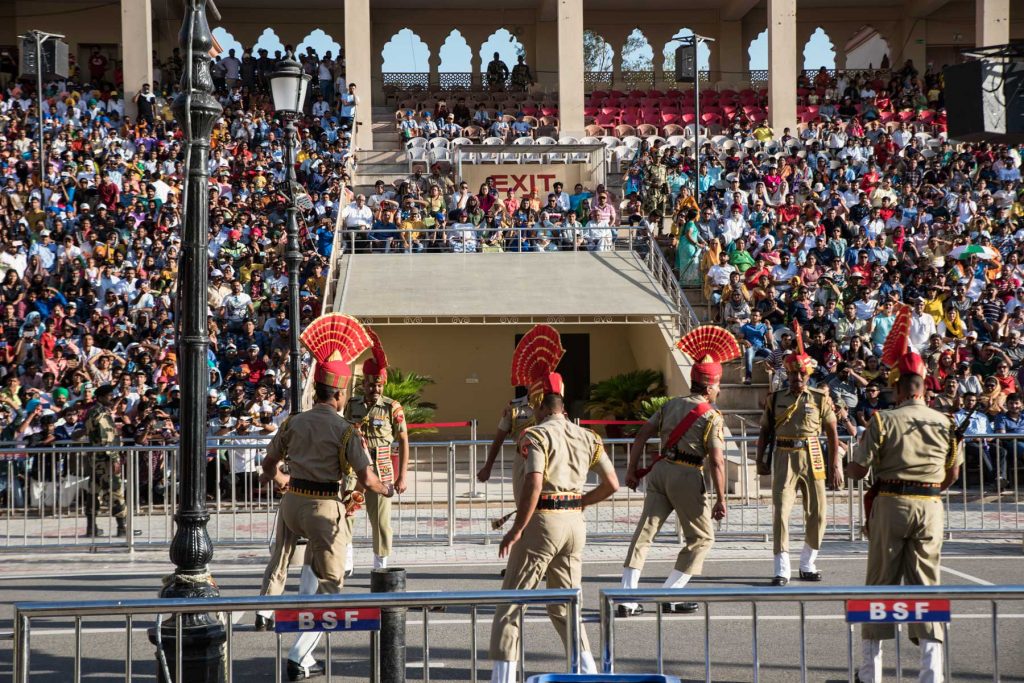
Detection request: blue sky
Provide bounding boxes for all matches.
[212,26,841,73]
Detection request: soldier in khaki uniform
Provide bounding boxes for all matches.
[260,314,394,682]
[756,324,842,585]
[489,375,619,683]
[847,327,961,682]
[619,325,738,616]
[345,348,408,570]
[82,385,128,537]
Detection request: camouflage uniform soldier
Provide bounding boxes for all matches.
[643,155,668,216]
[83,385,127,537]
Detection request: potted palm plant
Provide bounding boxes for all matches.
[381,368,438,436]
[585,369,667,438]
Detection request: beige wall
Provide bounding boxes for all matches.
[372,323,681,435]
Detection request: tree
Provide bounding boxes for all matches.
[380,368,438,436]
[583,30,613,72]
[620,29,653,71]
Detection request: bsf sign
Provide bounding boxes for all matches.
[846,600,951,624]
[274,608,382,633]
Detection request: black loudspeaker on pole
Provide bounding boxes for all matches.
[371,568,407,683]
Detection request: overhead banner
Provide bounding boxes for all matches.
[460,165,591,197]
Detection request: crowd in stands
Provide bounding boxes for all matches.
[651,64,1023,491]
[0,44,356,506]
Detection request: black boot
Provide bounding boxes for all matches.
[85,516,105,537]
[116,519,141,537]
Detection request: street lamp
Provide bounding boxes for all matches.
[18,30,65,195]
[269,53,310,416]
[148,1,226,681]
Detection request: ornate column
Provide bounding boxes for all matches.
[768,0,798,133]
[121,0,153,119]
[344,0,373,150]
[557,0,585,135]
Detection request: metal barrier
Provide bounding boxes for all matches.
[13,588,582,683]
[598,584,1024,682]
[1,434,1021,552]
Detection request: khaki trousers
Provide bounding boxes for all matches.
[863,495,945,643]
[489,511,590,661]
[623,460,715,575]
[772,446,826,555]
[279,493,350,592]
[344,473,393,557]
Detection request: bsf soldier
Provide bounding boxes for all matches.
[756,323,842,585]
[82,385,128,537]
[618,325,738,616]
[260,314,393,681]
[643,153,668,216]
[489,374,619,683]
[477,324,565,501]
[846,313,961,683]
[344,335,408,571]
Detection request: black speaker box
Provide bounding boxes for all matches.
[944,58,1024,143]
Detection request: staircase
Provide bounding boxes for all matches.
[352,106,406,195]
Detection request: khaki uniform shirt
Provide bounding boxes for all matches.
[852,398,962,483]
[85,404,117,448]
[345,396,406,451]
[518,414,611,495]
[761,386,837,437]
[647,395,725,458]
[267,403,371,483]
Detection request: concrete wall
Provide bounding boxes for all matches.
[373,323,680,433]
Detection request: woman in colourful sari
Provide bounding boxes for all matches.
[675,208,703,287]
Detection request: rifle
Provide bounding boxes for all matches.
[862,405,975,536]
[757,392,778,476]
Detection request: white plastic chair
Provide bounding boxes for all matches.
[535,136,558,163]
[427,137,450,150]
[405,137,427,150]
[480,137,504,163]
[407,146,428,172]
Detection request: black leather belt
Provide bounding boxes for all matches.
[777,438,811,448]
[537,494,583,511]
[878,480,942,497]
[666,451,704,467]
[290,478,341,498]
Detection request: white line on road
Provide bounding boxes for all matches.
[941,565,995,585]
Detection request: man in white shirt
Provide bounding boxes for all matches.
[706,252,737,305]
[908,297,937,351]
[771,252,799,296]
[340,83,358,131]
[342,195,373,230]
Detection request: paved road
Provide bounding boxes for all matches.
[1,540,1022,682]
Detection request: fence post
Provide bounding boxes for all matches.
[468,420,481,499]
[126,447,136,552]
[371,568,407,683]
[447,442,456,546]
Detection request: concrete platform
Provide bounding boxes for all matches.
[336,251,679,322]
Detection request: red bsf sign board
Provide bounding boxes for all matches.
[846,600,951,623]
[274,608,382,633]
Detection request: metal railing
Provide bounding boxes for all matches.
[13,588,582,683]
[2,434,1021,552]
[598,584,1023,682]
[636,234,700,334]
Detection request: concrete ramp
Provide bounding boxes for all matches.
[336,251,678,323]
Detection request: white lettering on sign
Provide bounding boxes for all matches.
[298,612,316,630]
[322,612,338,629]
[345,610,359,629]
[870,603,887,620]
[893,602,909,620]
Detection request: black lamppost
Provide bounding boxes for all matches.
[268,54,310,416]
[150,1,226,681]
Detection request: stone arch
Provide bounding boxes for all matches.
[747,29,767,71]
[802,27,836,70]
[252,28,286,58]
[844,25,892,69]
[621,28,654,71]
[583,29,615,73]
[296,29,341,60]
[382,28,431,73]
[438,30,472,72]
[479,28,525,74]
[211,28,244,58]
[662,28,712,74]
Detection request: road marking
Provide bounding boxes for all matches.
[942,565,994,585]
[0,555,1018,582]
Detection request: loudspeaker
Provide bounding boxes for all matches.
[19,37,69,80]
[675,44,696,83]
[944,58,1024,143]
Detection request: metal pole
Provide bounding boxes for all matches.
[692,37,700,212]
[34,33,46,194]
[284,119,302,415]
[149,2,226,681]
[371,568,407,683]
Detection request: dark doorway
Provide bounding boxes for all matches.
[514,332,590,419]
